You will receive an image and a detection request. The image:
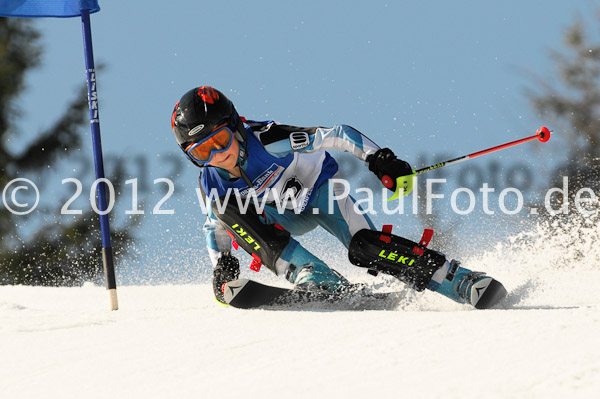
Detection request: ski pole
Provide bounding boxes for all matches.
[414,126,551,175]
[387,126,551,200]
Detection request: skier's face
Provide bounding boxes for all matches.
[208,136,240,170]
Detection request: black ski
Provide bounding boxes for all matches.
[472,279,508,309]
[223,278,402,310]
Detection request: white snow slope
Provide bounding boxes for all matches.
[2,217,600,399]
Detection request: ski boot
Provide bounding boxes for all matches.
[433,260,507,309]
[282,241,350,293]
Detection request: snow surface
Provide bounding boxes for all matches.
[2,217,600,399]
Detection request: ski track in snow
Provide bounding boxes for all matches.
[2,218,600,399]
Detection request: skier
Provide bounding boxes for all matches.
[171,86,507,309]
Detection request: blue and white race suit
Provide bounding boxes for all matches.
[200,120,380,279]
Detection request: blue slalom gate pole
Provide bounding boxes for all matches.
[81,9,118,310]
[0,1,114,309]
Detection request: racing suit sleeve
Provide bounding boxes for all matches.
[203,208,233,267]
[254,122,380,161]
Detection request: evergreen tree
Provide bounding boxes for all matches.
[527,18,600,201]
[0,18,135,286]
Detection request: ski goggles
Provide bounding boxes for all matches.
[184,123,234,164]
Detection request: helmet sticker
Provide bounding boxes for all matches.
[198,86,220,104]
[171,101,180,129]
[189,124,205,136]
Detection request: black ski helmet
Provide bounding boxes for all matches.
[171,86,246,167]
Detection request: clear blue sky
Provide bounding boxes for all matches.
[12,1,595,283]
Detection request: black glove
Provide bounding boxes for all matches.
[366,148,413,191]
[213,253,240,304]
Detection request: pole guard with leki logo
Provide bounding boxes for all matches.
[348,226,446,291]
[211,199,291,273]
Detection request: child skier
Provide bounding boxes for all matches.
[171,86,507,309]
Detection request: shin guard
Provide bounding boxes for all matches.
[348,228,446,291]
[212,199,290,273]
